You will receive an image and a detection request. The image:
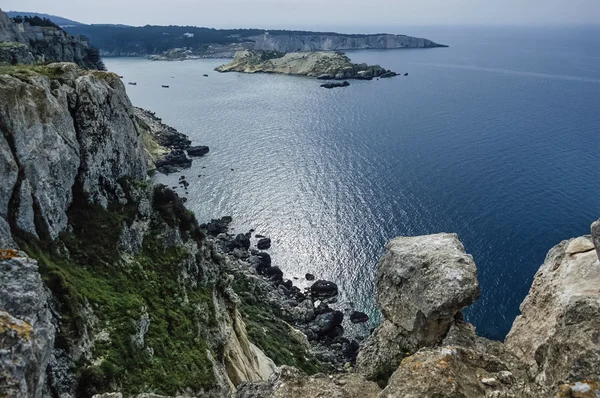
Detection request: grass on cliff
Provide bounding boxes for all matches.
[20,182,217,397]
[0,64,65,79]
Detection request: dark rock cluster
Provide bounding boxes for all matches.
[207,218,370,367]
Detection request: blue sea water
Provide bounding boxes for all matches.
[104,26,600,340]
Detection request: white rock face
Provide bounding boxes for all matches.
[505,227,600,391]
[250,33,446,52]
[356,233,479,381]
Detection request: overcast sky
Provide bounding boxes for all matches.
[4,0,600,29]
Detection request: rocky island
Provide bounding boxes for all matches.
[216,50,398,80]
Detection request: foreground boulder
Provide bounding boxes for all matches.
[505,223,600,394]
[356,233,479,382]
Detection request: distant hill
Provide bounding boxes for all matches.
[4,11,446,58]
[6,11,85,27]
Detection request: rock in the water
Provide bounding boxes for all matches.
[310,280,338,300]
[356,233,479,382]
[256,237,271,250]
[320,81,350,89]
[235,233,251,250]
[187,145,210,157]
[349,311,369,324]
[505,230,600,394]
[305,273,315,281]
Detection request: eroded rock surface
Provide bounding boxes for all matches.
[356,233,479,382]
[505,227,600,394]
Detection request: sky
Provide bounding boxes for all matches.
[4,0,600,29]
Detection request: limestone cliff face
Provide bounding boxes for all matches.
[250,33,447,52]
[216,50,396,80]
[0,63,275,397]
[505,233,600,394]
[0,9,103,69]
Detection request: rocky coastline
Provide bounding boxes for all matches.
[0,52,598,398]
[216,50,399,81]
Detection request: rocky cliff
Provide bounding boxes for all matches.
[250,32,446,52]
[0,9,103,69]
[216,50,398,80]
[0,63,323,398]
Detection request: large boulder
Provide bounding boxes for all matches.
[505,222,600,394]
[356,233,479,382]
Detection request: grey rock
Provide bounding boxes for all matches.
[356,233,479,382]
[0,256,55,398]
[376,233,479,346]
[505,230,600,394]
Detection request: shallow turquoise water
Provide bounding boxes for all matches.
[105,26,600,340]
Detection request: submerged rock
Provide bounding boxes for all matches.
[320,81,350,89]
[187,145,210,157]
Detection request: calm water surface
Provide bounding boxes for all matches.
[105,26,600,340]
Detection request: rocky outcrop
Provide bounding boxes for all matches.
[356,233,479,382]
[505,224,600,395]
[250,32,447,53]
[0,9,104,69]
[216,50,396,80]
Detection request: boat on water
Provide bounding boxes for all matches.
[162,85,170,88]
[203,74,208,77]
[128,82,137,85]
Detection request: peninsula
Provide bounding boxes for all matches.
[216,50,399,80]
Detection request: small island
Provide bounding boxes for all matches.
[216,50,398,80]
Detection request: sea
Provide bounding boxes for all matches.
[104,25,600,340]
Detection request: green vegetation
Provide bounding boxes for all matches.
[10,15,61,29]
[0,41,27,49]
[18,181,217,397]
[231,272,328,375]
[0,64,66,79]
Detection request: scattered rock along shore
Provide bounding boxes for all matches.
[0,61,598,398]
[216,50,399,80]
